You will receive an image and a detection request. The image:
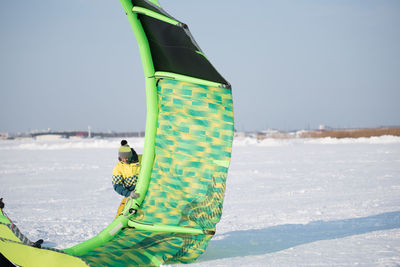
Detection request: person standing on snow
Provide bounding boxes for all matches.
[112,140,141,217]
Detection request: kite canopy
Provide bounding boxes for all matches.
[0,0,233,266]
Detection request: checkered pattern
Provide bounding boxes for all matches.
[112,175,123,185]
[136,79,233,229]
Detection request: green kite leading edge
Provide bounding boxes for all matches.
[0,0,234,265]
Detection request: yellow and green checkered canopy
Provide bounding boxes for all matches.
[80,78,233,265]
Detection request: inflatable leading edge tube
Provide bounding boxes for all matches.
[63,0,159,256]
[119,0,159,212]
[62,216,128,256]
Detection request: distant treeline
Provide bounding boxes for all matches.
[28,131,145,139]
[298,127,400,139]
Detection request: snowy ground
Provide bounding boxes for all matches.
[1,136,400,266]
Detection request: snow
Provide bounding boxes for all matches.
[1,136,400,266]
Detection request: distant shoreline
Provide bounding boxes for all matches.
[1,127,400,141]
[239,127,400,140]
[297,127,400,139]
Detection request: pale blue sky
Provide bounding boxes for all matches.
[1,0,399,133]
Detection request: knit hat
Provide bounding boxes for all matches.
[119,140,133,160]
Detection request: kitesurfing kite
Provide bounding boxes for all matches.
[0,0,233,265]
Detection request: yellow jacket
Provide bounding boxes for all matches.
[112,156,141,197]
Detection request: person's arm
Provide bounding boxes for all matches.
[113,182,135,197]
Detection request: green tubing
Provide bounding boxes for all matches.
[132,7,180,26]
[64,1,160,255]
[155,71,227,88]
[63,216,129,256]
[120,0,158,209]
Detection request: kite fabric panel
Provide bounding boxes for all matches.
[136,78,234,229]
[79,78,234,266]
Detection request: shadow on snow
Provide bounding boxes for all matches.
[200,211,400,261]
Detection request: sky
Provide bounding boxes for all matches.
[1,0,399,133]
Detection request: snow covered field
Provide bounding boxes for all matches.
[1,136,400,266]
